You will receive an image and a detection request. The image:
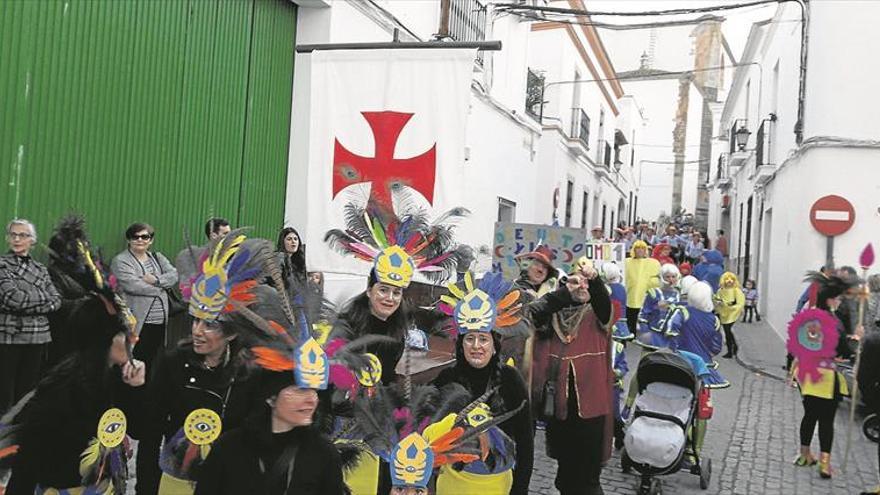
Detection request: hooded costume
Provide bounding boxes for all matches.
[714,272,745,325]
[635,264,681,351]
[693,250,724,292]
[651,243,675,267]
[624,241,661,310]
[667,282,729,388]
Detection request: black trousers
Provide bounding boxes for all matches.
[546,381,607,495]
[133,322,166,495]
[722,322,738,354]
[0,343,46,414]
[800,396,837,452]
[626,307,641,337]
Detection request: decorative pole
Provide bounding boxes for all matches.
[843,243,874,471]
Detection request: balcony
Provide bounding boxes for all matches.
[444,0,487,66]
[563,108,591,156]
[525,68,544,122]
[753,119,775,186]
[714,153,732,190]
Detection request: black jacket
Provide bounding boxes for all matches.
[331,313,405,385]
[194,408,345,495]
[433,358,534,495]
[46,265,91,366]
[138,342,259,441]
[5,358,143,494]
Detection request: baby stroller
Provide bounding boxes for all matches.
[621,351,711,494]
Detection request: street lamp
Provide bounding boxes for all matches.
[734,119,751,151]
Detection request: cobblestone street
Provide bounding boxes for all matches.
[529,320,880,494]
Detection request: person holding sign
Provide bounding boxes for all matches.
[624,241,661,338]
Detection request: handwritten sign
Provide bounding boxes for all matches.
[584,242,627,280]
[492,222,587,279]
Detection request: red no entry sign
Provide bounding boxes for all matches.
[810,195,855,237]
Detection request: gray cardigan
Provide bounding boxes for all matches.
[111,249,178,335]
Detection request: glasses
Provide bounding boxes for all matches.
[6,232,32,240]
[129,233,154,241]
[463,334,493,348]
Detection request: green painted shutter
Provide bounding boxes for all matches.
[0,0,296,256]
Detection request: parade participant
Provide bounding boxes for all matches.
[45,215,98,367]
[138,232,265,495]
[667,281,728,388]
[0,219,62,414]
[276,227,307,291]
[588,226,605,244]
[679,261,693,277]
[796,265,833,313]
[509,244,558,372]
[685,232,705,265]
[693,250,724,292]
[742,279,760,323]
[858,328,880,495]
[601,263,633,342]
[635,263,681,350]
[624,240,661,337]
[611,338,628,451]
[651,243,675,266]
[325,199,469,385]
[0,251,145,494]
[788,272,858,479]
[111,222,179,375]
[530,257,613,495]
[714,272,745,358]
[433,271,533,495]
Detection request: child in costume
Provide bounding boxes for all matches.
[742,279,760,323]
[667,281,727,388]
[601,263,634,342]
[714,272,745,358]
[788,272,857,479]
[624,241,661,338]
[635,263,682,350]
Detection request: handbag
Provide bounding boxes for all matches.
[150,252,186,317]
[541,354,560,420]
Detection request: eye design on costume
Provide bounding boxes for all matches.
[97,408,127,448]
[455,290,496,332]
[295,337,329,389]
[356,353,383,387]
[184,408,223,445]
[465,403,493,427]
[798,321,824,352]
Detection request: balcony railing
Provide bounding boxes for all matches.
[447,0,487,65]
[525,68,544,122]
[570,108,590,148]
[755,120,770,166]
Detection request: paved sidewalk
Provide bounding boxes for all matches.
[529,319,880,494]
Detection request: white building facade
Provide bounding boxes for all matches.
[287,0,642,298]
[706,1,880,337]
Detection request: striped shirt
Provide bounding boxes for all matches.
[138,255,166,324]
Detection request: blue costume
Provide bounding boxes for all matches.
[610,282,634,341]
[667,305,729,389]
[636,286,680,350]
[693,250,724,292]
[611,340,629,421]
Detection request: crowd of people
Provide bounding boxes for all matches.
[0,205,867,495]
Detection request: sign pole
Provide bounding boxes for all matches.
[825,235,835,270]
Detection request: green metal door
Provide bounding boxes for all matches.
[0,0,296,256]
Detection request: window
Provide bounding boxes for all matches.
[581,191,589,229]
[601,203,607,232]
[445,0,487,65]
[565,180,574,227]
[497,197,516,223]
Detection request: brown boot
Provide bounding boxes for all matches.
[818,452,832,479]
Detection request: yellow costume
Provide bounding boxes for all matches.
[714,272,745,325]
[624,241,661,309]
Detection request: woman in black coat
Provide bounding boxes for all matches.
[194,370,345,495]
[276,227,307,291]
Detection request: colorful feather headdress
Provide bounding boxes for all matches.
[159,408,223,481]
[324,198,472,288]
[438,271,522,336]
[187,230,263,322]
[787,308,840,384]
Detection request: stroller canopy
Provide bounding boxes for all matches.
[636,350,699,395]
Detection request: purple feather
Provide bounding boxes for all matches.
[417,251,453,268]
[861,243,875,270]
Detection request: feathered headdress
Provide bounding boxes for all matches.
[187,229,263,322]
[343,379,523,489]
[803,271,857,309]
[438,271,522,337]
[324,198,472,288]
[787,308,840,384]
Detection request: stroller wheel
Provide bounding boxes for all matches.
[621,451,632,474]
[863,413,880,443]
[699,458,712,489]
[651,478,663,495]
[638,477,661,495]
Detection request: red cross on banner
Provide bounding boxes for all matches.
[332,111,436,211]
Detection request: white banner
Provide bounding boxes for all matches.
[304,48,477,282]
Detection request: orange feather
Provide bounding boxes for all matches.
[0,444,19,459]
[429,426,464,453]
[497,290,520,311]
[434,453,479,466]
[252,347,295,371]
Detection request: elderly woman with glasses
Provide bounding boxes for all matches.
[0,218,62,413]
